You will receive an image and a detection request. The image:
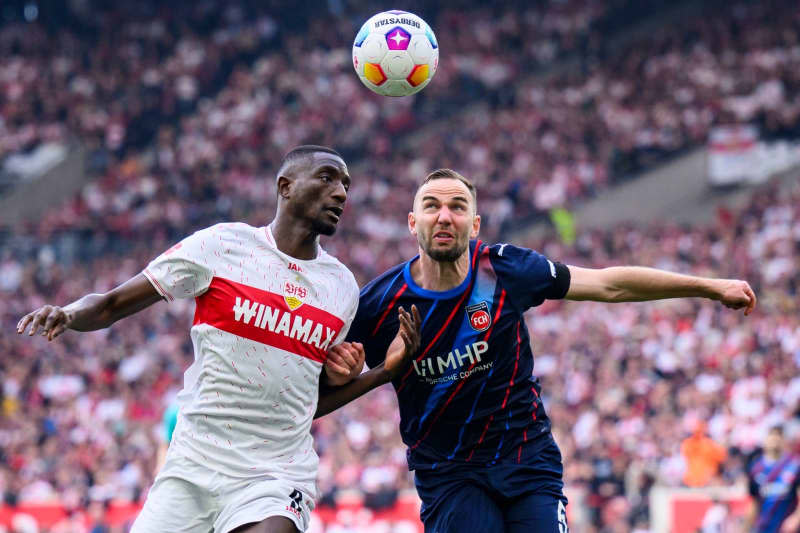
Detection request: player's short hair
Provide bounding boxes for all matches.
[418,168,477,211]
[279,145,343,174]
[769,425,784,437]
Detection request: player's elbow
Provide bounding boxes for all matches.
[567,266,627,302]
[604,284,630,303]
[597,267,640,302]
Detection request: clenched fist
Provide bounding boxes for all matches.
[712,279,757,315]
[324,342,365,386]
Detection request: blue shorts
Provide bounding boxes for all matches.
[414,436,568,533]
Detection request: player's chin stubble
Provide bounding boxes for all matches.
[421,234,467,263]
[311,218,337,236]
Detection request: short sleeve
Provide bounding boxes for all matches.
[143,228,215,301]
[489,243,570,310]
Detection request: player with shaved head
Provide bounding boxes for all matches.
[314,168,757,533]
[16,145,419,533]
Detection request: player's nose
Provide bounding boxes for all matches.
[436,205,454,224]
[331,181,347,203]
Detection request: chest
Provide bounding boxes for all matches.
[207,248,351,317]
[196,250,352,361]
[755,462,800,498]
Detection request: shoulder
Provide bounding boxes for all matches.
[184,222,256,246]
[358,262,407,308]
[316,250,360,296]
[481,242,547,272]
[361,262,405,297]
[748,453,765,474]
[212,221,262,241]
[483,242,540,260]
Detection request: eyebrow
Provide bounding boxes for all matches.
[421,195,469,203]
[315,163,350,179]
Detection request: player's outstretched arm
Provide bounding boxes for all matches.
[16,274,164,341]
[565,265,757,315]
[315,305,421,419]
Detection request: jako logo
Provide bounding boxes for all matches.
[412,341,489,377]
[232,297,335,351]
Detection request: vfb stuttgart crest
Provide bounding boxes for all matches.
[466,301,491,332]
[283,280,308,311]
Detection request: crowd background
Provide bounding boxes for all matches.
[1,0,799,531]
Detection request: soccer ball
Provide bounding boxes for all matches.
[352,10,439,97]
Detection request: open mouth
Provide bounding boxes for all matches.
[324,206,343,221]
[433,231,454,244]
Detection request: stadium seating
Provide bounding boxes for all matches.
[1,0,799,531]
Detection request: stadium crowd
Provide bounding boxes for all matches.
[0,0,614,167]
[2,174,798,532]
[2,0,800,531]
[4,0,799,269]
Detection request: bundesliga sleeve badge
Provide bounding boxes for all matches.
[466,301,491,332]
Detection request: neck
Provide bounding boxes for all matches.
[766,449,783,461]
[411,247,470,292]
[269,216,318,260]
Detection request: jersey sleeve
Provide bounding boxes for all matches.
[489,243,570,310]
[143,228,216,301]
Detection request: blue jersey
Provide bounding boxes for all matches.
[347,240,570,471]
[748,453,800,533]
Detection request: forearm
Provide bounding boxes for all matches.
[65,277,163,331]
[315,364,392,419]
[63,293,118,331]
[591,266,719,302]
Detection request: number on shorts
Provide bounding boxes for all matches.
[289,489,303,511]
[557,500,568,533]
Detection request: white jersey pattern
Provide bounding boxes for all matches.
[143,223,359,497]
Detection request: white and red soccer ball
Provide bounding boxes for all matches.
[352,10,439,97]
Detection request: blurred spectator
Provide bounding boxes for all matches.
[681,421,728,487]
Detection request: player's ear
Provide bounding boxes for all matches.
[408,211,417,236]
[470,214,481,239]
[276,175,293,200]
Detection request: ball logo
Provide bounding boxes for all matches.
[283,280,308,311]
[466,301,491,332]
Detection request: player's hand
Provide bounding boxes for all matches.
[712,279,757,316]
[17,305,73,341]
[324,342,365,386]
[385,305,421,380]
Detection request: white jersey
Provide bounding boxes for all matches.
[143,223,359,495]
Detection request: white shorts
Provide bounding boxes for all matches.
[131,453,313,533]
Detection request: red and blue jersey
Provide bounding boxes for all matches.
[346,240,570,471]
[748,453,800,533]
